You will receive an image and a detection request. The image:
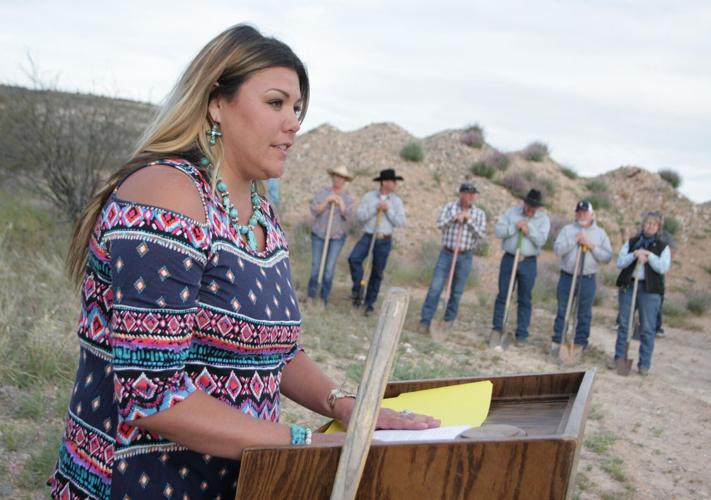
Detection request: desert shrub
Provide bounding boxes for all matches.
[488,150,510,171]
[544,214,569,251]
[461,124,484,148]
[600,269,618,287]
[522,141,549,162]
[474,239,490,257]
[662,295,685,317]
[658,168,682,189]
[561,165,578,179]
[685,289,711,316]
[532,266,557,306]
[471,161,496,179]
[538,176,556,200]
[588,192,612,210]
[498,171,528,198]
[0,78,148,222]
[585,179,608,192]
[663,215,681,236]
[593,287,610,307]
[522,170,555,203]
[400,142,424,162]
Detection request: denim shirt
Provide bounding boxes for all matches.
[494,206,550,257]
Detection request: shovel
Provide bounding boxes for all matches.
[440,222,463,318]
[489,231,523,351]
[559,245,586,365]
[357,208,383,306]
[316,202,336,286]
[617,262,641,376]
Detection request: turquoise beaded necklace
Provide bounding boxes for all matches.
[201,157,267,251]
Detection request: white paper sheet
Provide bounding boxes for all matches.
[373,425,471,443]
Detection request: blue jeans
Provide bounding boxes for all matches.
[307,233,346,303]
[348,234,392,308]
[615,283,661,370]
[420,249,474,325]
[552,272,596,348]
[492,253,537,339]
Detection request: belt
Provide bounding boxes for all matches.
[444,246,473,254]
[367,232,391,240]
[561,270,595,279]
[506,253,536,261]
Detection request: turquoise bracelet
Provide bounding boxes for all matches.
[290,424,312,446]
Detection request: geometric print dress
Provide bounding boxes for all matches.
[48,159,302,499]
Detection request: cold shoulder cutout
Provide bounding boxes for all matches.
[115,164,208,224]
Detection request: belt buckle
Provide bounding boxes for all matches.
[375,233,384,240]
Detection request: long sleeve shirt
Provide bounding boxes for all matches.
[553,221,613,275]
[309,186,354,239]
[616,240,671,279]
[494,206,550,257]
[357,190,406,235]
[436,201,487,252]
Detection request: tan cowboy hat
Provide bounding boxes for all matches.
[327,165,354,181]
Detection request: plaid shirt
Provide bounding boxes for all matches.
[436,201,487,252]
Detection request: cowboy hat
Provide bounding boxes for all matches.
[372,168,404,182]
[327,165,354,181]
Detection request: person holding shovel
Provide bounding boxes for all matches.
[348,168,406,316]
[489,189,550,348]
[608,211,671,376]
[418,182,486,335]
[550,201,612,363]
[307,165,355,307]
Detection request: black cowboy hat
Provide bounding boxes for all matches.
[523,189,543,207]
[459,182,479,194]
[373,168,404,182]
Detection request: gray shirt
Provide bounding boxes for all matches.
[553,220,613,275]
[357,190,406,235]
[309,187,354,239]
[494,206,551,257]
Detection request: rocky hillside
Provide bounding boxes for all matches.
[282,122,711,291]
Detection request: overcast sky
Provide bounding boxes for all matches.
[2,1,709,202]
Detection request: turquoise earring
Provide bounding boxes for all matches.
[207,123,222,146]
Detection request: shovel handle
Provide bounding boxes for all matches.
[317,203,336,285]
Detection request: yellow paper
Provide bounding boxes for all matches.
[325,380,493,433]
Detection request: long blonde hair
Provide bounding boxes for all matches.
[67,24,310,286]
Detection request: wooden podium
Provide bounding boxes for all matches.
[236,370,595,499]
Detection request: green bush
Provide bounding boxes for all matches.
[662,295,685,317]
[400,142,424,162]
[685,289,711,316]
[522,141,549,162]
[471,160,496,179]
[561,165,578,179]
[474,239,490,257]
[663,215,681,236]
[588,192,612,210]
[585,179,608,192]
[658,168,682,189]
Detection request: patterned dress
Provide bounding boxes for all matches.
[48,159,302,499]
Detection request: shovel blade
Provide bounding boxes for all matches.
[558,344,582,366]
[616,356,633,376]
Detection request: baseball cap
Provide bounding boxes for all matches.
[575,200,593,212]
[459,182,478,193]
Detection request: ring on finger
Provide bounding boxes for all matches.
[401,409,413,416]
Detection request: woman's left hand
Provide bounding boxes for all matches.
[374,408,440,430]
[333,398,440,431]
